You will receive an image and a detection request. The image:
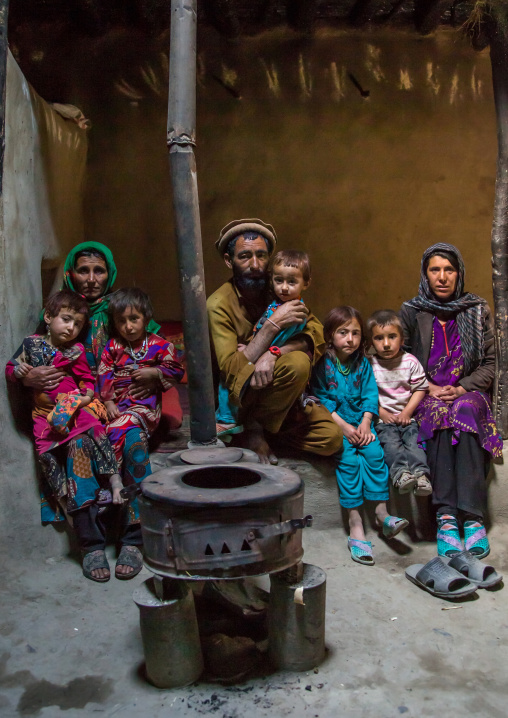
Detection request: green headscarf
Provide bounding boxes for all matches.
[63,241,117,299]
[62,241,159,368]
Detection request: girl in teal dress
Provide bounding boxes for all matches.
[311,306,408,566]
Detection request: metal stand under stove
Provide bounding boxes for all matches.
[131,447,327,688]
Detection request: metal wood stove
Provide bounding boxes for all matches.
[138,450,312,580]
[132,447,326,687]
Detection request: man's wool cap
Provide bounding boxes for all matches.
[216,218,277,257]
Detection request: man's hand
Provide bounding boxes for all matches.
[105,400,120,421]
[250,351,277,389]
[22,365,65,391]
[130,367,161,400]
[270,300,309,329]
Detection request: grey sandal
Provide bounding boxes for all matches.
[443,550,503,589]
[405,556,477,599]
[115,545,143,580]
[82,549,110,583]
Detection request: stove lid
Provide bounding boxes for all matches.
[140,462,303,507]
[180,447,245,465]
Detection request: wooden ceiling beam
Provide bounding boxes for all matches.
[471,28,490,51]
[139,0,171,35]
[415,0,453,35]
[259,0,283,26]
[287,0,319,35]
[349,0,389,27]
[68,0,109,37]
[207,0,241,38]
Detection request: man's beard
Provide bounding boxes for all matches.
[233,265,268,295]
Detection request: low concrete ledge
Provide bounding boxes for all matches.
[8,444,506,561]
[152,446,508,533]
[277,448,508,534]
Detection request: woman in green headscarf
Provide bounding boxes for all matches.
[62,241,119,373]
[63,241,160,376]
[26,241,159,398]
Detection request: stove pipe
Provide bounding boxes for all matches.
[167,0,217,445]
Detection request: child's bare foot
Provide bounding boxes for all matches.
[374,502,409,538]
[347,508,374,565]
[110,473,125,505]
[374,502,390,525]
[348,508,366,541]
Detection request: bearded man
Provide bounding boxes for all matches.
[207,218,342,464]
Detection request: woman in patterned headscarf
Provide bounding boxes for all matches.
[400,243,502,560]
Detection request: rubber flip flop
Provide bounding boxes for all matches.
[381,515,409,539]
[405,556,477,599]
[348,537,375,566]
[442,550,502,589]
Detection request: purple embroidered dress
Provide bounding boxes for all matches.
[415,317,502,458]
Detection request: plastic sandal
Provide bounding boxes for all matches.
[381,515,409,539]
[216,422,244,438]
[394,473,417,494]
[82,549,110,583]
[115,545,143,580]
[443,550,502,589]
[436,514,463,558]
[405,556,478,599]
[348,537,375,566]
[464,521,490,559]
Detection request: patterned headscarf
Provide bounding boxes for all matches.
[403,243,487,375]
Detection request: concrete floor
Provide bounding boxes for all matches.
[1,472,508,717]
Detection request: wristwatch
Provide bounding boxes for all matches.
[269,346,282,358]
